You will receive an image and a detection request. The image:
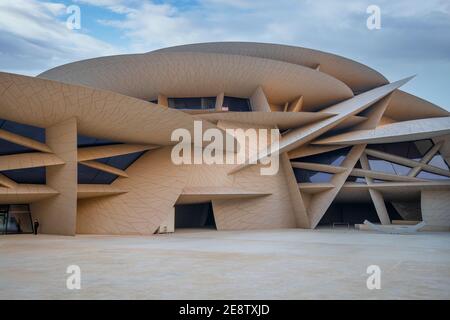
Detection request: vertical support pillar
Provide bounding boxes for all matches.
[308,144,366,228]
[215,92,224,111]
[360,153,391,225]
[280,153,309,228]
[250,86,271,112]
[157,207,175,233]
[421,190,450,231]
[31,117,78,235]
[368,189,391,225]
[158,94,168,107]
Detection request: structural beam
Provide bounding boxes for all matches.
[287,96,303,112]
[360,152,391,225]
[353,94,393,131]
[350,168,426,183]
[157,94,168,107]
[364,148,450,177]
[0,184,58,204]
[315,116,450,145]
[215,92,225,111]
[290,161,421,183]
[229,77,413,175]
[0,173,17,188]
[331,115,367,131]
[0,152,64,171]
[79,160,129,178]
[281,153,309,228]
[78,144,157,162]
[291,161,347,174]
[177,186,271,204]
[342,181,450,189]
[197,111,333,131]
[0,129,52,153]
[250,86,271,112]
[368,189,391,225]
[288,144,348,159]
[298,183,335,194]
[308,144,367,228]
[77,184,128,199]
[408,141,443,177]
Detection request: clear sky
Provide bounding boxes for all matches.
[0,0,449,109]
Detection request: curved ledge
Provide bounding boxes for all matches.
[152,41,389,93]
[0,72,224,146]
[38,52,354,110]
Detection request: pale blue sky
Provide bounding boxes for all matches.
[0,0,449,109]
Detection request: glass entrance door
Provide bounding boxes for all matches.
[0,210,7,235]
[0,205,33,235]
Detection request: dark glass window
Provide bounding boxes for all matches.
[0,207,6,235]
[78,164,118,184]
[292,147,351,166]
[416,171,450,180]
[319,202,381,225]
[96,151,144,170]
[294,168,333,183]
[415,140,434,156]
[367,139,450,178]
[0,205,33,235]
[2,167,46,184]
[175,202,216,229]
[0,140,33,156]
[0,119,45,156]
[78,151,145,184]
[168,97,216,110]
[428,154,449,170]
[222,96,252,112]
[367,157,411,175]
[346,176,366,183]
[78,135,141,184]
[0,119,45,141]
[77,134,118,148]
[391,163,411,175]
[370,140,433,161]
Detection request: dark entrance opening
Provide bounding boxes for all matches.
[386,202,403,221]
[319,202,380,227]
[318,201,404,227]
[0,205,33,235]
[174,202,216,230]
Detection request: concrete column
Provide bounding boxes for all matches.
[215,92,225,111]
[421,190,450,231]
[31,117,78,235]
[158,94,168,107]
[250,86,271,112]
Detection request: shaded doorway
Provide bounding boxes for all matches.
[319,202,380,227]
[0,205,33,235]
[318,202,403,227]
[174,202,216,230]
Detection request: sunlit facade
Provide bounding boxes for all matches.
[1,42,450,235]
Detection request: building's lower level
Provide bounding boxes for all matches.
[1,42,450,235]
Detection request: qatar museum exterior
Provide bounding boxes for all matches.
[0,42,450,236]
